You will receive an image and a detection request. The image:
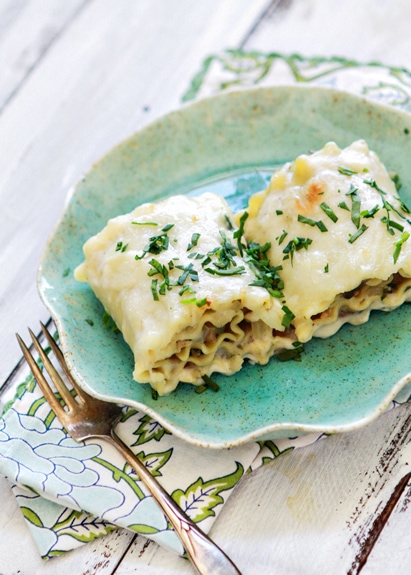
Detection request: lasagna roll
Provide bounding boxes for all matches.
[75,193,289,395]
[241,140,411,343]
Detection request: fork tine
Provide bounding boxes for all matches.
[16,333,65,415]
[27,328,78,409]
[39,322,89,402]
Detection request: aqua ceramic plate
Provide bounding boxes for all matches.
[38,86,411,448]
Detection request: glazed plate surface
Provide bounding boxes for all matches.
[38,86,411,448]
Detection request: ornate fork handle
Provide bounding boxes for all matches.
[104,429,242,575]
[17,324,242,575]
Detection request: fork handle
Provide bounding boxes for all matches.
[107,430,242,575]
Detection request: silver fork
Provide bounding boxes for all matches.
[16,322,242,575]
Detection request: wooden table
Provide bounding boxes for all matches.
[1,1,411,573]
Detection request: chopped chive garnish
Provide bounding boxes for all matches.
[338,201,350,211]
[162,223,174,232]
[276,210,283,215]
[348,224,368,244]
[204,266,245,276]
[179,285,195,296]
[281,305,295,328]
[195,384,208,394]
[298,214,328,232]
[151,278,159,301]
[346,185,361,229]
[324,263,329,273]
[338,166,358,176]
[361,204,380,218]
[393,231,410,263]
[115,241,128,252]
[202,374,220,391]
[278,230,288,245]
[187,232,201,251]
[224,215,234,230]
[282,237,313,264]
[132,221,159,226]
[381,218,404,233]
[233,212,248,256]
[196,297,208,307]
[277,346,304,362]
[320,202,338,223]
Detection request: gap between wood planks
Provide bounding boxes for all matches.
[348,411,411,574]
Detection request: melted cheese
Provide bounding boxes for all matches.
[242,140,411,342]
[75,193,289,395]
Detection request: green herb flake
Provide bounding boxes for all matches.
[348,224,368,244]
[320,202,338,223]
[151,278,159,301]
[180,297,197,305]
[233,211,248,256]
[187,232,201,251]
[277,346,304,362]
[132,221,159,226]
[202,374,220,391]
[281,305,295,328]
[282,236,313,264]
[151,389,159,400]
[179,285,196,296]
[338,201,350,211]
[297,214,328,232]
[277,230,288,245]
[346,185,361,229]
[393,231,410,263]
[338,166,358,176]
[115,241,129,252]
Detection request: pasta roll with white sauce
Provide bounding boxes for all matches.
[241,140,411,343]
[75,193,291,395]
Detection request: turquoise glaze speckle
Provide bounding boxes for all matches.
[38,86,411,448]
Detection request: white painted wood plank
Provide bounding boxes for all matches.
[0,0,269,385]
[0,0,87,112]
[245,0,411,68]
